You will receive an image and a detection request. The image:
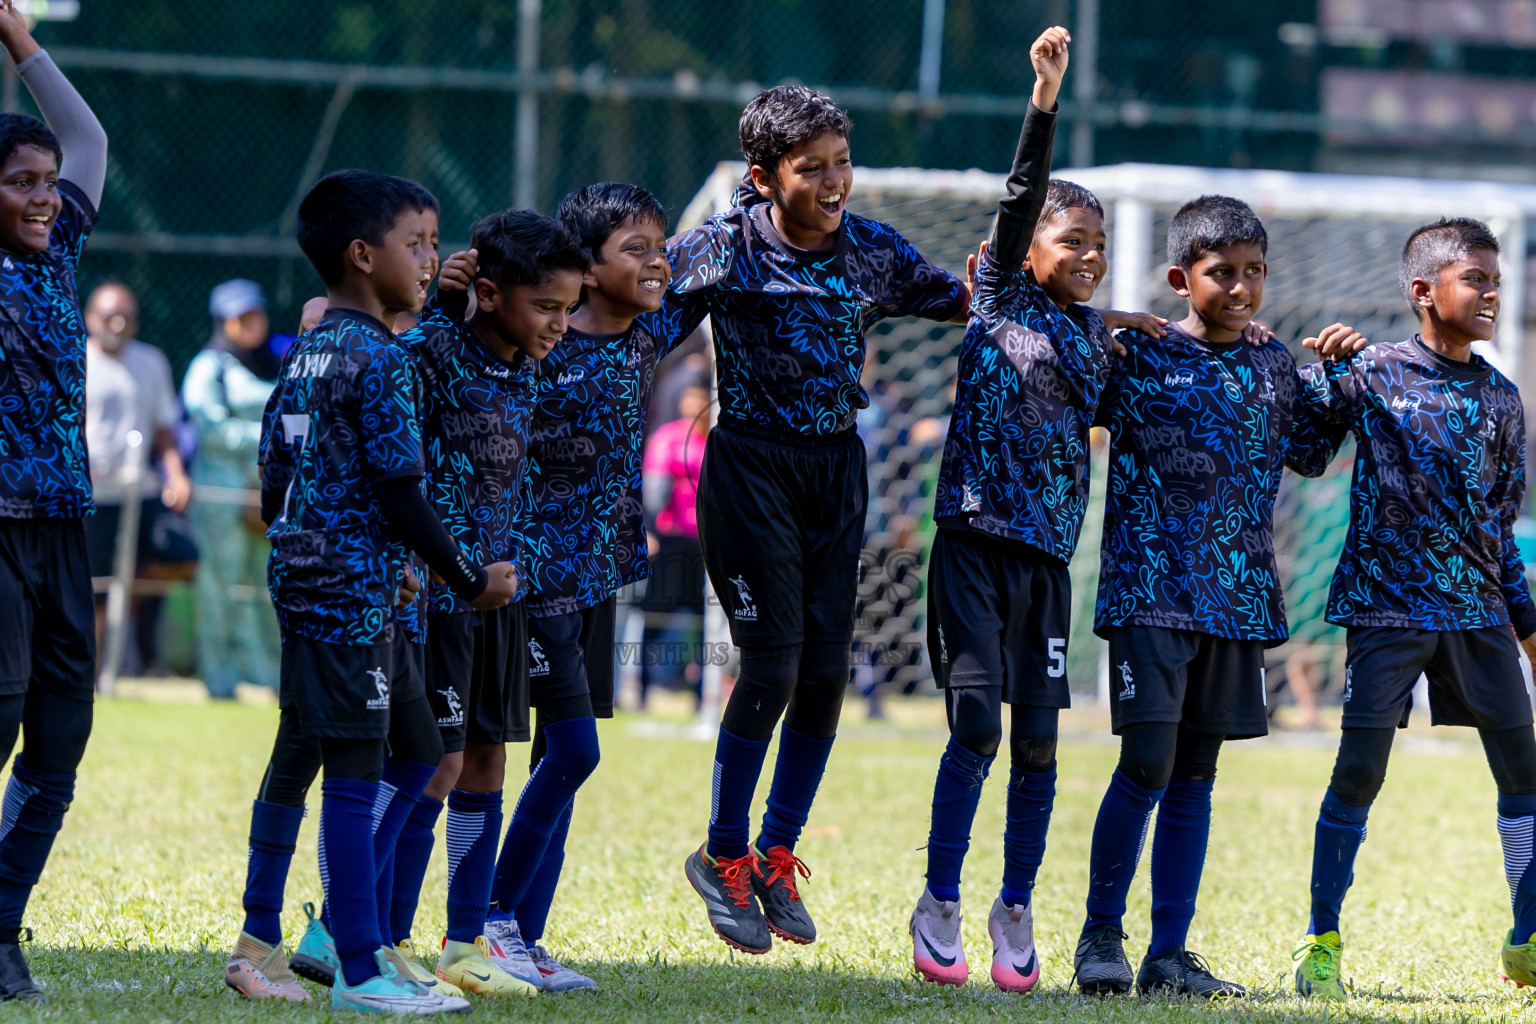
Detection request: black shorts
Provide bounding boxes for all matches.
[392,632,426,706]
[84,499,198,578]
[697,422,867,648]
[0,517,95,700]
[1341,625,1532,730]
[426,602,531,752]
[1108,626,1268,739]
[279,633,393,740]
[528,595,616,718]
[925,526,1072,708]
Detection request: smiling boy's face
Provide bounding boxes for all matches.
[1417,248,1500,343]
[587,215,670,316]
[1025,206,1106,307]
[751,131,852,250]
[1172,241,1266,342]
[0,143,60,256]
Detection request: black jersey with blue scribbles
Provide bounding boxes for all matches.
[523,299,702,618]
[398,304,535,615]
[0,180,98,519]
[667,182,967,439]
[1297,336,1536,636]
[259,308,425,645]
[932,246,1113,562]
[1093,326,1337,642]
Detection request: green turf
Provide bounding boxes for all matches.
[7,698,1532,1020]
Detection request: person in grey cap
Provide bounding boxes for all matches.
[181,278,281,698]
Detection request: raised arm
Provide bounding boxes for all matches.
[0,3,106,208]
[989,26,1068,267]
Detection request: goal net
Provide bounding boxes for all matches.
[674,160,1536,714]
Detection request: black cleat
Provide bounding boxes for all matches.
[1073,925,1133,995]
[1137,946,1245,999]
[751,845,816,945]
[685,845,772,954]
[0,931,41,1002]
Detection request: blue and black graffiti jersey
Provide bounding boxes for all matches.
[523,303,701,618]
[1093,327,1337,642]
[668,183,968,439]
[1298,337,1536,636]
[399,304,535,615]
[260,308,425,646]
[0,180,98,519]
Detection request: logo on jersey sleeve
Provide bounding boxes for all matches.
[529,639,550,677]
[1117,661,1135,701]
[729,576,758,622]
[366,666,390,710]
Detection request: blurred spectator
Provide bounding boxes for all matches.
[83,282,196,676]
[181,279,280,698]
[639,380,709,708]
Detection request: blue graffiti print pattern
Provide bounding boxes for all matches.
[933,247,1113,561]
[1094,327,1337,642]
[667,181,967,439]
[399,303,535,615]
[260,309,425,645]
[1298,337,1536,636]
[523,301,701,618]
[0,181,97,519]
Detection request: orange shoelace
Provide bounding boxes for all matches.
[760,847,811,902]
[715,853,762,909]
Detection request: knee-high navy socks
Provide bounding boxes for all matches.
[491,717,600,915]
[319,778,383,986]
[1084,770,1165,933]
[1148,775,1213,956]
[241,800,305,946]
[925,738,993,903]
[0,761,77,942]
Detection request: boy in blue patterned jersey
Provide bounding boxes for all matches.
[385,210,587,998]
[0,3,107,1000]
[1072,195,1364,998]
[255,169,515,1015]
[467,182,703,992]
[671,82,972,956]
[909,26,1171,994]
[1290,219,1536,1000]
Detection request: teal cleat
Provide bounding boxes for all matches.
[332,947,471,1015]
[289,902,340,987]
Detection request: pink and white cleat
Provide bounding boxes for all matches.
[987,896,1040,993]
[909,887,968,986]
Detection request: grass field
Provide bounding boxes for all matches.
[8,693,1532,1021]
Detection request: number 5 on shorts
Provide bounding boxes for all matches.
[1046,637,1066,678]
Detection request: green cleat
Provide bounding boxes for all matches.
[1293,932,1346,1002]
[1501,930,1536,988]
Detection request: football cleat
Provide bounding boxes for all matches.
[289,902,339,987]
[527,943,598,992]
[225,930,310,1002]
[909,887,968,986]
[435,937,538,998]
[332,947,471,1015]
[685,844,772,954]
[1136,946,1245,998]
[987,897,1039,993]
[388,941,463,999]
[481,915,545,988]
[751,845,816,944]
[1293,932,1347,1002]
[1501,929,1536,989]
[1073,924,1133,995]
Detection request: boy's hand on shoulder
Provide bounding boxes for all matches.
[1029,26,1071,110]
[396,566,421,607]
[471,561,518,611]
[1304,323,1368,362]
[437,249,478,320]
[1521,630,1536,666]
[1097,309,1168,349]
[300,296,328,334]
[1242,321,1275,347]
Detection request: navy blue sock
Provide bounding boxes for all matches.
[372,759,435,943]
[1498,792,1536,942]
[756,725,834,854]
[707,727,770,861]
[491,717,599,913]
[513,799,572,943]
[241,799,305,946]
[1001,763,1055,907]
[445,788,502,943]
[924,737,994,903]
[0,762,75,940]
[389,794,442,944]
[1084,769,1165,933]
[1148,775,1213,956]
[1308,788,1369,937]
[319,778,382,986]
